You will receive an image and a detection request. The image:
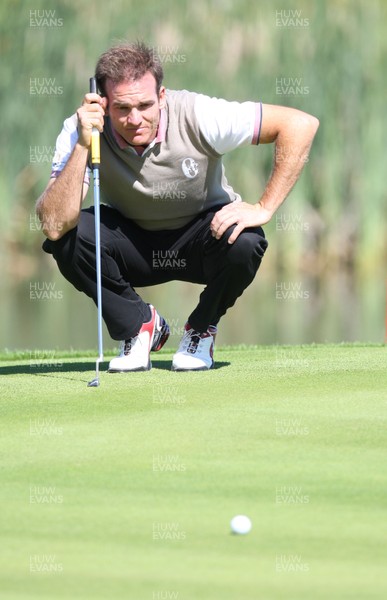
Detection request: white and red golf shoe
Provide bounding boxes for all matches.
[172,323,217,371]
[108,305,169,372]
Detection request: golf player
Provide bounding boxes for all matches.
[36,41,319,372]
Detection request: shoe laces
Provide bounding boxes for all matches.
[120,336,137,356]
[183,326,216,355]
[186,330,202,355]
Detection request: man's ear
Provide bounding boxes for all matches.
[158,86,166,109]
[101,96,109,115]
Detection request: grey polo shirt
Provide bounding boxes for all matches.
[51,89,262,231]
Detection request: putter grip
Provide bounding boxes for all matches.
[89,77,97,94]
[89,77,100,166]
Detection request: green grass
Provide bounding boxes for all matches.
[1,344,387,599]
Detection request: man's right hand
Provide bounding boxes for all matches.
[76,93,108,148]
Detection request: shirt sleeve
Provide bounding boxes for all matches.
[50,113,91,185]
[194,94,262,155]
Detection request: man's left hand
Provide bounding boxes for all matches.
[210,201,272,244]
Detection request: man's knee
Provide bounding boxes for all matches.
[225,226,268,267]
[41,210,100,294]
[42,226,77,264]
[42,208,95,262]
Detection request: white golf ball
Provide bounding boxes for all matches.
[230,515,252,535]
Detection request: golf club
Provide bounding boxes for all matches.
[87,76,103,387]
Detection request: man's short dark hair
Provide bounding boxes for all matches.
[95,41,163,96]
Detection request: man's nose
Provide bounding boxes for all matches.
[127,109,142,126]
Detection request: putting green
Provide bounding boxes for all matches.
[0,345,386,599]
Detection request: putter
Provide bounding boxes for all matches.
[87,76,103,387]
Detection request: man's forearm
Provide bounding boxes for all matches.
[36,143,89,241]
[258,116,319,216]
[210,107,319,244]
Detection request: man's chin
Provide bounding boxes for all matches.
[125,131,151,146]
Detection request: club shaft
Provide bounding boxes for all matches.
[93,166,103,370]
[89,76,103,383]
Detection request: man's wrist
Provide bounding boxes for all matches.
[75,141,90,153]
[256,199,274,218]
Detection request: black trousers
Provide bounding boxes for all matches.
[42,205,268,340]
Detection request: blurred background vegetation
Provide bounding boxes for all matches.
[1,0,386,351]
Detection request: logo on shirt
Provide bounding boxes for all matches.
[181,157,199,179]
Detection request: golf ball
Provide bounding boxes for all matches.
[230,515,252,535]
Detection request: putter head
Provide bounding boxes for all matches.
[87,377,100,387]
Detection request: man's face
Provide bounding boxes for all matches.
[105,72,165,146]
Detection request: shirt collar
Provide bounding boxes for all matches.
[110,107,167,153]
